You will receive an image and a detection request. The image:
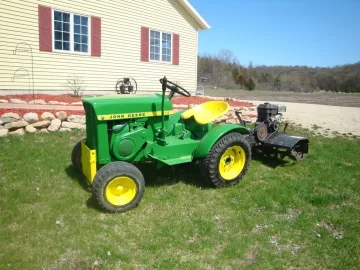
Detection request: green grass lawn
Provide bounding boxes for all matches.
[0,129,359,269]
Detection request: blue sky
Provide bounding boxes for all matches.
[191,0,360,67]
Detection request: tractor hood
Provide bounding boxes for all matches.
[82,94,174,121]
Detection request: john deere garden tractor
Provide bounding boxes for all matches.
[72,77,308,212]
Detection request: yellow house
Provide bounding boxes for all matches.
[0,0,210,95]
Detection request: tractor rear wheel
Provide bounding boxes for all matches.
[71,138,85,173]
[200,132,251,187]
[92,162,145,212]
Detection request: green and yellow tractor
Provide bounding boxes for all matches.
[72,77,308,212]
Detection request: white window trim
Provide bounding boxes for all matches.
[149,29,172,64]
[52,9,91,55]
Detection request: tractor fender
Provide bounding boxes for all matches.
[193,124,250,158]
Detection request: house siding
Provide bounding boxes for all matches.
[0,0,199,95]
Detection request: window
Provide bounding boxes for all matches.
[150,30,172,63]
[140,27,178,64]
[53,10,90,54]
[74,15,89,53]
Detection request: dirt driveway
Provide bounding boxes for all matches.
[205,91,360,137]
[241,100,360,137]
[208,91,360,107]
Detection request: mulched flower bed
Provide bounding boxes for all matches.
[0,94,254,118]
[172,96,253,107]
[0,94,253,107]
[0,94,81,104]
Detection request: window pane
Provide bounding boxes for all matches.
[74,43,81,52]
[63,13,70,22]
[155,47,159,54]
[168,55,171,62]
[150,47,154,53]
[63,42,70,50]
[55,41,62,50]
[81,26,88,35]
[55,21,62,31]
[63,22,69,32]
[81,35,88,44]
[74,15,80,24]
[150,53,154,60]
[155,31,160,38]
[74,25,80,34]
[81,17,88,25]
[54,31,62,40]
[63,32,69,41]
[82,44,88,53]
[163,33,171,41]
[155,54,160,61]
[74,34,80,43]
[150,30,154,38]
[162,48,166,54]
[54,11,61,21]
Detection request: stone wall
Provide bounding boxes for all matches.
[0,111,85,137]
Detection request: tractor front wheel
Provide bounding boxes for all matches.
[92,162,145,212]
[200,132,251,187]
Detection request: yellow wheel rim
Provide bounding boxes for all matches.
[105,176,137,206]
[219,146,246,180]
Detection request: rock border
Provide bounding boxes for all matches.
[0,98,82,106]
[0,111,85,137]
[0,103,258,137]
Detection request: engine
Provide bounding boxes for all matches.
[255,103,286,141]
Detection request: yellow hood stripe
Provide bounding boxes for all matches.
[97,110,174,121]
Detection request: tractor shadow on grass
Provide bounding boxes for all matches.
[251,150,297,169]
[65,165,92,192]
[64,162,212,212]
[135,162,213,189]
[65,165,106,211]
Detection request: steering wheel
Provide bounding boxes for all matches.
[160,78,191,98]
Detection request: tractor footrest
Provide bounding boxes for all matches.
[148,154,192,166]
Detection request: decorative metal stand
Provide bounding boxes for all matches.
[115,77,138,94]
[12,42,35,99]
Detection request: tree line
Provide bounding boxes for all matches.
[197,49,360,93]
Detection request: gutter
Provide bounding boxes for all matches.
[177,0,211,30]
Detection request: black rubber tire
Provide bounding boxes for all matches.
[92,162,145,213]
[71,139,84,173]
[199,132,251,187]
